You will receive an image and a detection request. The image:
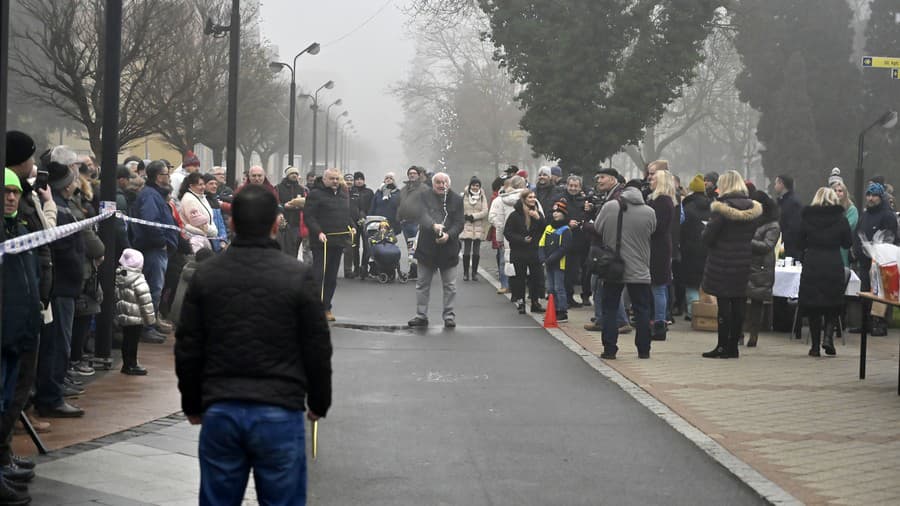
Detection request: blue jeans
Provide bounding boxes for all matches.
[545,266,567,311]
[652,284,668,322]
[592,275,628,326]
[142,247,168,313]
[685,287,700,318]
[35,297,75,409]
[601,282,651,356]
[199,401,307,506]
[401,222,418,264]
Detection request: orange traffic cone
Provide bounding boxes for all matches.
[543,294,558,328]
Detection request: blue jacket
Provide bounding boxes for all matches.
[370,185,401,233]
[3,218,42,352]
[539,223,572,270]
[131,184,178,250]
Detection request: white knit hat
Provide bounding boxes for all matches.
[119,248,144,270]
[828,167,843,186]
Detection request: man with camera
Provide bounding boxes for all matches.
[407,172,464,329]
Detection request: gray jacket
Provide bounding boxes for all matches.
[115,266,156,327]
[594,187,657,284]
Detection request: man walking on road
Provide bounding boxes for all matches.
[175,185,332,506]
[408,172,464,328]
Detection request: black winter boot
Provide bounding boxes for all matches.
[823,321,836,355]
[702,322,728,358]
[530,300,545,313]
[408,263,418,280]
[121,330,147,375]
[650,321,667,341]
[462,254,470,281]
[471,255,480,281]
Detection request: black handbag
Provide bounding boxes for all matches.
[590,201,626,282]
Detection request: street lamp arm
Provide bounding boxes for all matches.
[293,42,320,69]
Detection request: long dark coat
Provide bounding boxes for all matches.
[648,195,674,285]
[679,192,710,287]
[747,215,781,302]
[504,200,546,264]
[414,189,464,269]
[701,193,763,298]
[798,205,853,309]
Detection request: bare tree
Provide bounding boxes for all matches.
[11,0,186,158]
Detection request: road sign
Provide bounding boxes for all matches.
[862,56,900,68]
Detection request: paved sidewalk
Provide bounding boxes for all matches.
[553,300,900,506]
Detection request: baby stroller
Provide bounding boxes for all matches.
[362,216,407,284]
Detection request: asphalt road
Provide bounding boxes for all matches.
[313,273,768,505]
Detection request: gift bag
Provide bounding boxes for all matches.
[879,262,899,302]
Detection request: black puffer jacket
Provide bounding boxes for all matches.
[414,189,464,269]
[701,193,763,298]
[504,200,546,264]
[747,196,781,302]
[50,193,86,298]
[175,236,332,417]
[679,192,710,287]
[798,205,852,308]
[304,181,355,249]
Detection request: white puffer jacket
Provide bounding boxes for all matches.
[115,266,157,327]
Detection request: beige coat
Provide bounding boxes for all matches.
[460,188,489,240]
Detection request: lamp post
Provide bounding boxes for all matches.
[343,128,356,171]
[203,0,240,188]
[310,80,334,174]
[324,99,343,169]
[855,110,898,205]
[269,42,320,167]
[339,122,353,169]
[335,113,350,169]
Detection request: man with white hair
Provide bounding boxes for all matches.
[407,172,464,328]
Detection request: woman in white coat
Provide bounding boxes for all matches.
[179,172,218,252]
[460,176,490,281]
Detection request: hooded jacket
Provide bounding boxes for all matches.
[593,187,657,284]
[115,265,157,327]
[798,204,853,308]
[701,193,763,298]
[488,188,526,240]
[853,198,899,260]
[747,197,781,302]
[539,221,572,270]
[371,183,401,232]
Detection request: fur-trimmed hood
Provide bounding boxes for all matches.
[711,193,762,222]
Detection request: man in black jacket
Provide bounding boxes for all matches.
[304,168,355,321]
[175,185,332,506]
[408,172,464,328]
[775,174,803,258]
[346,171,374,278]
[275,166,307,259]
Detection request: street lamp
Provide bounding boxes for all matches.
[269,42,320,167]
[324,99,343,169]
[204,0,241,188]
[339,121,353,169]
[343,126,356,171]
[855,110,898,204]
[335,112,351,169]
[310,80,334,174]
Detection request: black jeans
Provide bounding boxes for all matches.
[601,282,651,356]
[312,245,344,311]
[510,260,544,303]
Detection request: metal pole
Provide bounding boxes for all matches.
[333,121,339,169]
[855,130,866,208]
[288,75,296,166]
[0,0,10,354]
[225,0,240,188]
[324,111,330,169]
[95,0,123,365]
[311,102,318,174]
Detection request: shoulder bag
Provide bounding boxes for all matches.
[589,201,627,282]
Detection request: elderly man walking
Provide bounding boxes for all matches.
[176,185,332,506]
[407,172,464,328]
[304,168,355,321]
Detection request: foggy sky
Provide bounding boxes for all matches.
[259,0,415,171]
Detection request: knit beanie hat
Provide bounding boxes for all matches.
[469,176,482,187]
[704,171,719,184]
[550,166,562,177]
[353,171,365,181]
[552,200,568,216]
[866,182,886,197]
[516,169,528,179]
[48,162,76,191]
[505,165,519,175]
[119,248,144,270]
[183,150,200,168]
[5,131,36,167]
[688,174,705,193]
[284,166,300,177]
[828,167,843,186]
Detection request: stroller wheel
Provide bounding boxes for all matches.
[398,272,409,284]
[378,273,390,284]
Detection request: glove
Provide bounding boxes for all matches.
[465,214,474,222]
